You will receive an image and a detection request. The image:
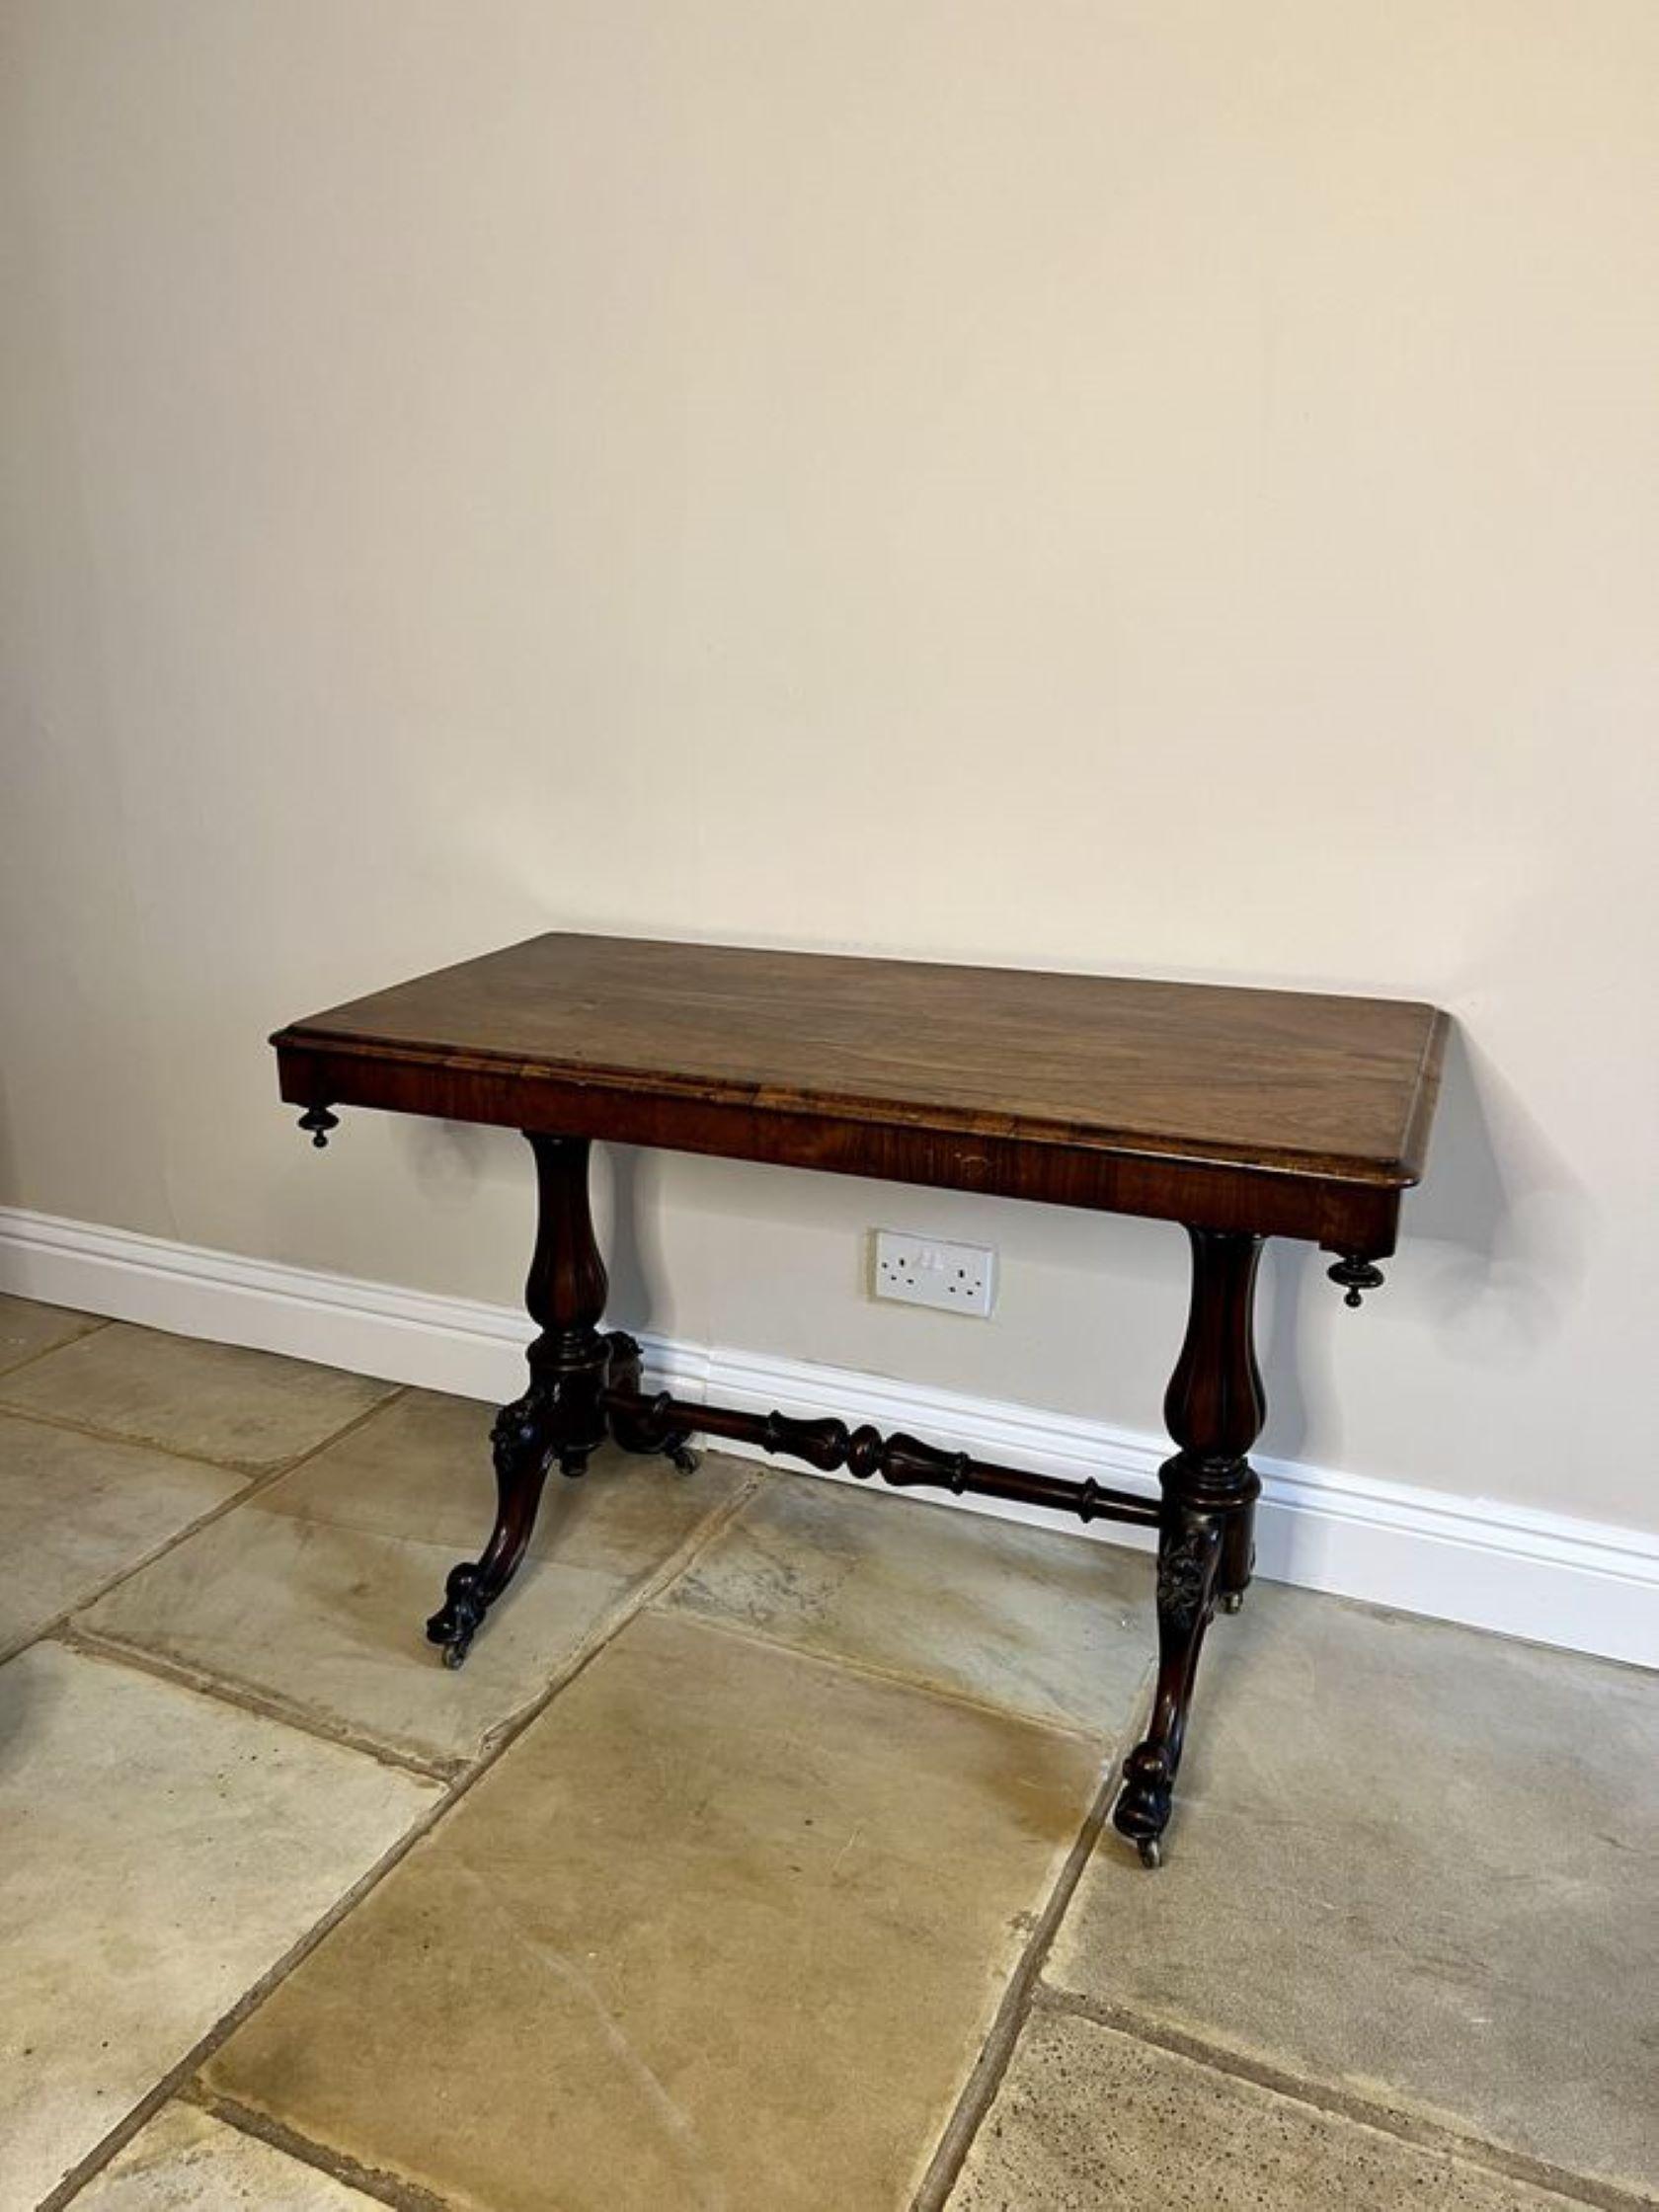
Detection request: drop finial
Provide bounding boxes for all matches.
[1327,1254,1384,1307]
[297,1104,339,1149]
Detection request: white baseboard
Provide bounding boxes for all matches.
[2,1204,1654,1671]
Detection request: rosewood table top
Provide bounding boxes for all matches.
[274,932,1447,1253]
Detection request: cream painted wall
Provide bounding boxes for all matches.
[3,3,1655,1533]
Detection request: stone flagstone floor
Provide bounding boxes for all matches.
[0,1292,1653,2211]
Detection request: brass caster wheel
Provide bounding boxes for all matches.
[440,1638,471,1671]
[1137,1837,1163,1870]
[669,1445,700,1474]
[1220,1591,1244,1615]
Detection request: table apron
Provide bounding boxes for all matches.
[276,1044,1402,1252]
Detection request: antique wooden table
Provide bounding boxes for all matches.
[273,933,1447,1865]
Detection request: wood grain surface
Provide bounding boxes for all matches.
[274,934,1448,1247]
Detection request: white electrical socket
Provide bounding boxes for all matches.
[872,1229,997,1317]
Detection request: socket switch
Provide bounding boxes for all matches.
[872,1229,997,1317]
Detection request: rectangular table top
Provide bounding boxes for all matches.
[273,933,1448,1249]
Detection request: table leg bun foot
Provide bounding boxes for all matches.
[426,1563,487,1669]
[1113,1745,1175,1867]
[609,1401,699,1473]
[603,1330,701,1474]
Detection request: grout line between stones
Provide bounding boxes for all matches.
[646,1597,1128,1751]
[0,1386,412,1672]
[907,1663,1157,2212]
[0,1311,114,1384]
[1028,1987,1658,2212]
[0,1386,403,1481]
[38,1461,769,2212]
[182,2084,452,2211]
[54,1624,460,1783]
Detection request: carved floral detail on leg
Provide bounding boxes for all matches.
[1156,1529,1215,1631]
[489,1383,561,1478]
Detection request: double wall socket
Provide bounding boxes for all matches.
[871,1229,997,1317]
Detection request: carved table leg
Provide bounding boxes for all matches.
[426,1134,612,1669]
[1113,1226,1265,1867]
